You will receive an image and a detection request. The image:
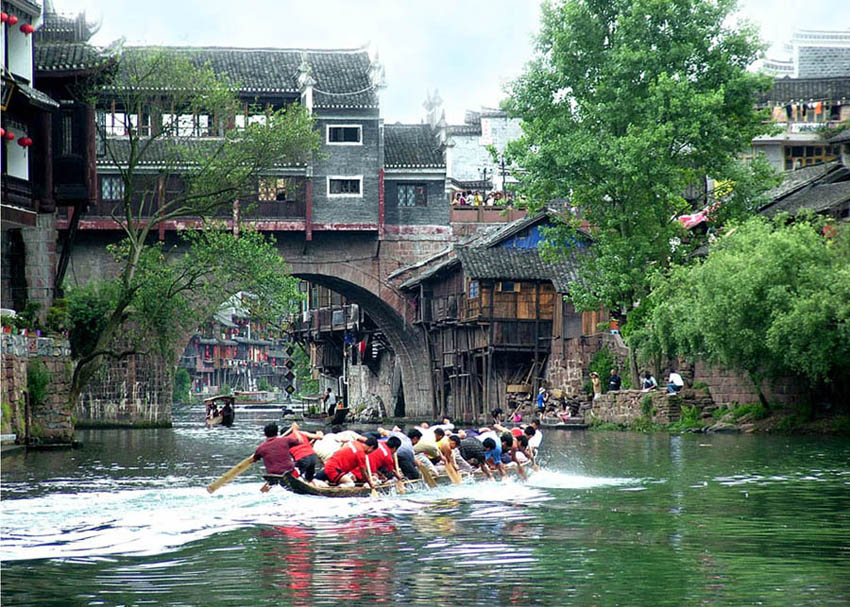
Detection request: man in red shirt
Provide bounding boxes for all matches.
[353,436,403,483]
[289,423,324,482]
[315,436,378,488]
[253,423,300,492]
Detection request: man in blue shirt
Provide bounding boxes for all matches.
[482,437,507,479]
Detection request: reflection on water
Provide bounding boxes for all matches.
[2,408,849,606]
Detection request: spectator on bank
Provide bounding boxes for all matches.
[590,371,602,400]
[667,370,684,394]
[641,371,658,392]
[608,368,622,391]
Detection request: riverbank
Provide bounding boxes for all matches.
[588,391,850,436]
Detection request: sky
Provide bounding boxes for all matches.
[52,0,850,125]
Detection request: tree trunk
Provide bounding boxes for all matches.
[747,370,769,408]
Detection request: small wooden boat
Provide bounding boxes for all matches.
[204,395,236,428]
[329,406,349,425]
[266,463,528,498]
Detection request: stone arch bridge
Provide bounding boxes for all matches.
[67,228,452,420]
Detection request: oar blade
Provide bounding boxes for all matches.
[207,456,254,494]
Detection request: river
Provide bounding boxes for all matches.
[2,406,848,606]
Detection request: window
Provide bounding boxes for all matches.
[258,178,289,201]
[784,145,838,170]
[327,125,362,145]
[328,176,362,197]
[468,280,480,299]
[101,175,124,200]
[398,184,428,207]
[497,281,519,293]
[61,115,74,156]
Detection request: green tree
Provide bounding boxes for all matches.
[505,0,776,382]
[67,48,320,407]
[638,216,850,404]
[173,367,192,403]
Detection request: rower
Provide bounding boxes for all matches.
[407,428,442,476]
[253,423,301,492]
[499,432,528,480]
[289,423,323,482]
[449,434,491,478]
[353,436,404,483]
[314,436,378,488]
[434,427,461,478]
[377,427,419,479]
[481,437,507,479]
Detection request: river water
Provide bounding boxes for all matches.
[2,406,848,606]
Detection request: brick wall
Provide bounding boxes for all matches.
[1,333,73,443]
[21,213,57,315]
[311,113,381,225]
[384,179,448,226]
[546,332,630,396]
[693,360,806,406]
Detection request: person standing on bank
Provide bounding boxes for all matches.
[590,371,602,400]
[608,368,622,392]
[323,387,337,416]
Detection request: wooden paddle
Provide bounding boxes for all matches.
[445,454,462,485]
[207,455,254,493]
[416,459,438,488]
[394,453,406,494]
[366,454,378,498]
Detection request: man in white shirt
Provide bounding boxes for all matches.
[667,370,684,394]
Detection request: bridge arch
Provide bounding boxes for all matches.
[288,260,433,418]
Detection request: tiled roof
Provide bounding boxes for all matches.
[829,129,850,144]
[35,42,110,72]
[384,124,444,168]
[97,137,309,168]
[456,247,582,292]
[15,83,60,109]
[763,161,840,203]
[118,47,379,108]
[757,77,850,104]
[762,179,850,217]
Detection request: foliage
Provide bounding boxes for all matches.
[692,381,709,391]
[45,299,72,335]
[65,281,119,360]
[505,0,775,324]
[668,404,705,433]
[589,347,614,392]
[638,216,850,402]
[641,394,654,418]
[18,302,43,330]
[173,368,191,403]
[730,402,770,421]
[217,384,233,396]
[65,49,320,406]
[256,378,272,392]
[27,361,52,406]
[291,344,318,395]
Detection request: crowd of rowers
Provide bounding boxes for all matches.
[252,417,544,491]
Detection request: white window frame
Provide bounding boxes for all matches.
[327,175,363,198]
[326,124,363,146]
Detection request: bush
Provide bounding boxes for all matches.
[589,347,614,392]
[27,361,51,406]
[641,394,654,417]
[45,299,71,335]
[731,402,769,421]
[173,368,191,403]
[692,381,708,390]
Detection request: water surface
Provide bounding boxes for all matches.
[2,407,848,606]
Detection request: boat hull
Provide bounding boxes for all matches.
[266,464,526,498]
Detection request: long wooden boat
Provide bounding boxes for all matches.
[266,463,527,498]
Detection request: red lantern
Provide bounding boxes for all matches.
[0,128,4,138]
[1,12,8,23]
[20,23,34,35]
[18,136,33,147]
[7,14,18,26]
[4,130,15,141]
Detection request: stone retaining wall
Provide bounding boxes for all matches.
[693,361,805,406]
[588,388,715,426]
[547,333,630,396]
[1,334,73,443]
[77,349,173,427]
